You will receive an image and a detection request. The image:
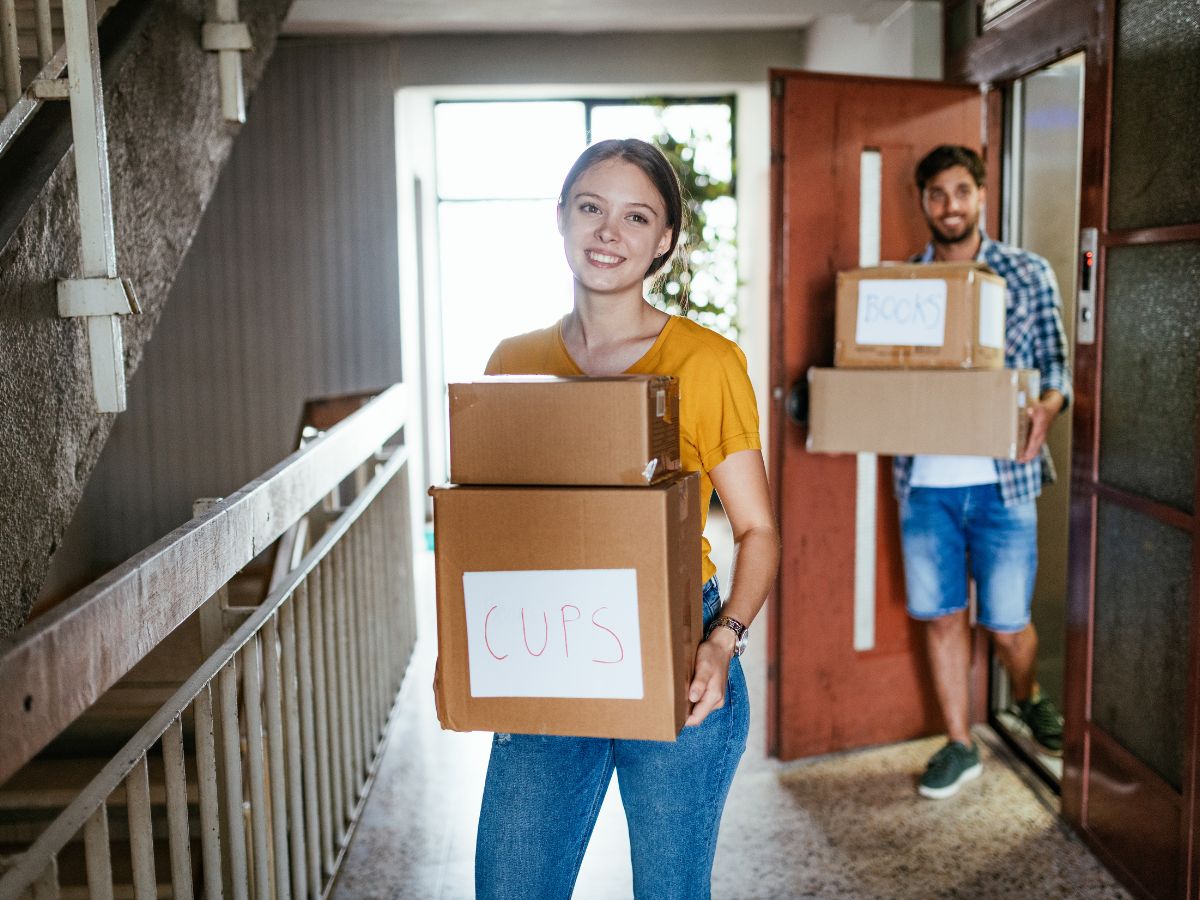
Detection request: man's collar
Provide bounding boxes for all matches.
[920,229,992,263]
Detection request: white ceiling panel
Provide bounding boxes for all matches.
[283,0,916,35]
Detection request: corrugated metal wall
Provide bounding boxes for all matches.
[42,39,402,600]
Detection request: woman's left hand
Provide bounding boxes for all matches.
[683,448,780,728]
[685,634,735,727]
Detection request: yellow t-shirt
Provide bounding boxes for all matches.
[485,315,761,584]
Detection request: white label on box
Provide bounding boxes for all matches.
[856,280,947,346]
[462,569,644,699]
[979,280,1005,349]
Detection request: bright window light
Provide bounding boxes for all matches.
[437,200,572,384]
[435,101,586,200]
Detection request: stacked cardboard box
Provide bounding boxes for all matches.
[432,376,701,741]
[808,262,1035,458]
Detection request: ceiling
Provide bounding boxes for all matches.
[282,0,919,35]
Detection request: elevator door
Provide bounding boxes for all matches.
[989,53,1085,783]
[1063,2,1200,897]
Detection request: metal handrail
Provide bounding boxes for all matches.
[0,442,411,898]
[0,383,417,899]
[0,0,118,157]
[0,382,409,785]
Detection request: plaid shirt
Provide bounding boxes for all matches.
[892,233,1073,506]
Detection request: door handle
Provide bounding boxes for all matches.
[787,378,808,427]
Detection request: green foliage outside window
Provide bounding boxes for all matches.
[645,121,739,342]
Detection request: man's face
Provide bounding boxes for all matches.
[920,164,985,245]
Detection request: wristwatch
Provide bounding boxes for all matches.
[705,615,749,657]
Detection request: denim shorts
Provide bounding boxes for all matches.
[899,484,1038,633]
[475,577,749,900]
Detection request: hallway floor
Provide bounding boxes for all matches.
[332,512,1131,899]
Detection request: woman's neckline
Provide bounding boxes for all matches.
[556,313,677,376]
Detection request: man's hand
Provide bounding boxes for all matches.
[685,631,735,727]
[1018,390,1065,463]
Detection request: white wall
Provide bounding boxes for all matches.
[391,30,807,87]
[804,2,943,79]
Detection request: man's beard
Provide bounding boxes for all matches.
[927,214,978,246]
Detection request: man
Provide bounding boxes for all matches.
[896,145,1072,799]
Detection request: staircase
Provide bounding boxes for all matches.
[0,388,418,898]
[0,0,294,637]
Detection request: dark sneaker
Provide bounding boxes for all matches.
[1017,696,1064,755]
[918,741,982,799]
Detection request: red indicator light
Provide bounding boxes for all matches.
[1084,250,1095,266]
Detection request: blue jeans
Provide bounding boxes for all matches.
[899,484,1038,632]
[475,578,749,900]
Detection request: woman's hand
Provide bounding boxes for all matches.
[685,630,736,726]
[683,448,780,728]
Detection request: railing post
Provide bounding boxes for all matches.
[162,718,195,900]
[201,0,252,122]
[334,540,358,818]
[125,755,157,900]
[33,0,53,65]
[194,685,225,900]
[0,0,20,107]
[239,635,272,900]
[218,664,249,900]
[262,614,292,900]
[58,0,138,412]
[310,561,336,875]
[280,598,308,899]
[295,576,324,895]
[321,556,347,845]
[82,804,114,900]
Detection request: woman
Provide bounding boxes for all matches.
[476,138,779,899]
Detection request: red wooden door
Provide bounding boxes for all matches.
[767,71,987,761]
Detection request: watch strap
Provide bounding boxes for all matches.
[705,615,749,656]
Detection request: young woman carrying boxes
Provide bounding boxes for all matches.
[474,139,779,899]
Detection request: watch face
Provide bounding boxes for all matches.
[734,629,750,656]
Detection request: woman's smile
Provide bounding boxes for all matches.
[585,249,625,268]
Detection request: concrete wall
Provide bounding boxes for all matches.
[0,0,295,637]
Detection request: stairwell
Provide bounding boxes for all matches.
[0,0,294,637]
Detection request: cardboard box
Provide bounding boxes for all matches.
[835,262,1007,369]
[431,473,702,741]
[806,367,1038,458]
[449,376,681,486]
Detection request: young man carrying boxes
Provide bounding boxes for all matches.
[806,145,1071,799]
[899,145,1071,798]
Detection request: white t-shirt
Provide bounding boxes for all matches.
[909,454,999,488]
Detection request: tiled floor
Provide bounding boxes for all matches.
[332,511,1131,899]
